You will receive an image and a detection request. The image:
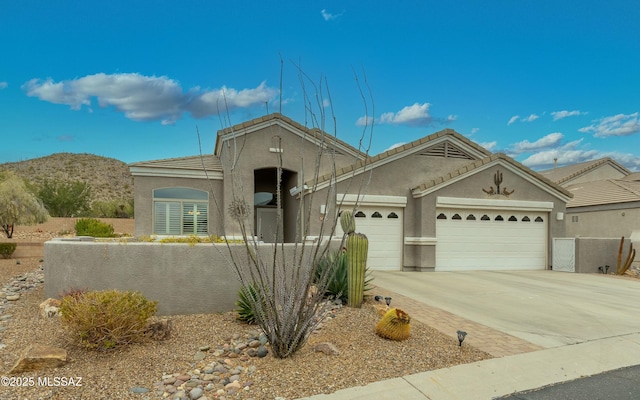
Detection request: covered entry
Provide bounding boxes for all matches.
[435,197,552,271]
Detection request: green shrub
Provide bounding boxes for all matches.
[59,289,157,350]
[75,218,115,237]
[315,250,374,304]
[0,243,17,259]
[236,283,263,324]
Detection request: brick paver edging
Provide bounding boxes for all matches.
[372,286,544,358]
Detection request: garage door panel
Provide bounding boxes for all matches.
[436,208,547,271]
[337,207,403,271]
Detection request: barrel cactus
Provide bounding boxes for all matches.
[375,308,411,341]
[346,232,368,308]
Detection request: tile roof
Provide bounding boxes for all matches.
[216,113,366,159]
[411,153,573,199]
[310,128,492,186]
[129,154,222,172]
[566,179,640,208]
[539,157,630,185]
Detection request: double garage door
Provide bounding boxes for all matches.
[337,206,403,270]
[436,208,548,271]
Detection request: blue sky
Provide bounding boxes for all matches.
[1,1,639,171]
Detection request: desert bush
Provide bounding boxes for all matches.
[75,218,115,237]
[59,289,157,350]
[0,243,17,259]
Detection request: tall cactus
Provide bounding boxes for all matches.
[340,211,356,235]
[346,232,368,308]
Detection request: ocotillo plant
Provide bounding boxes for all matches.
[346,232,368,308]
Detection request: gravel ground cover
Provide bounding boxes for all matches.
[0,257,493,400]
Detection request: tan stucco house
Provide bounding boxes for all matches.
[540,158,640,238]
[130,113,571,272]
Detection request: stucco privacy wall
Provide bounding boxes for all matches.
[44,239,332,315]
[574,237,634,273]
[566,207,640,238]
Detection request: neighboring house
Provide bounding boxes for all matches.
[130,113,571,272]
[540,158,640,238]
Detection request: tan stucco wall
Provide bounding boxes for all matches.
[218,124,359,240]
[566,206,640,238]
[133,176,223,237]
[44,239,332,315]
[416,164,567,270]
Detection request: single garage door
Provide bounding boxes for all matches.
[337,206,403,270]
[436,209,547,271]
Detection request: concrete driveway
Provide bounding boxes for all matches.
[373,270,640,348]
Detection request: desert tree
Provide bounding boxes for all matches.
[202,62,374,358]
[38,179,92,217]
[0,171,49,238]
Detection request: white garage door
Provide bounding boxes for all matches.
[436,209,547,271]
[337,207,403,270]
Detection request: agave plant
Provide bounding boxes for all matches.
[235,283,262,324]
[314,249,374,304]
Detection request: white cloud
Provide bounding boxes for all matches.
[0,82,7,89]
[22,73,278,124]
[470,128,480,135]
[510,132,564,154]
[378,103,432,126]
[355,115,374,127]
[551,110,586,120]
[507,115,520,125]
[479,141,496,151]
[508,114,540,125]
[384,142,406,152]
[321,9,342,21]
[520,138,599,169]
[447,114,457,122]
[322,98,330,108]
[578,112,640,138]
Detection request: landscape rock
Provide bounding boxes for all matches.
[144,318,172,340]
[39,298,61,318]
[9,344,68,373]
[314,342,341,355]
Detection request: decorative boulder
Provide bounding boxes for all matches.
[39,298,61,318]
[9,344,67,373]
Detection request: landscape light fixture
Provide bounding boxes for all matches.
[457,330,467,346]
[384,297,392,306]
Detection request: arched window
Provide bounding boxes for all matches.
[452,213,462,220]
[495,215,504,221]
[508,216,517,221]
[437,213,447,220]
[153,187,208,235]
[387,212,399,219]
[371,211,383,218]
[481,215,490,221]
[522,216,531,222]
[355,211,366,217]
[466,214,476,220]
[535,216,544,222]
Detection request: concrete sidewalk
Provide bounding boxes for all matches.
[300,333,640,399]
[298,271,640,399]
